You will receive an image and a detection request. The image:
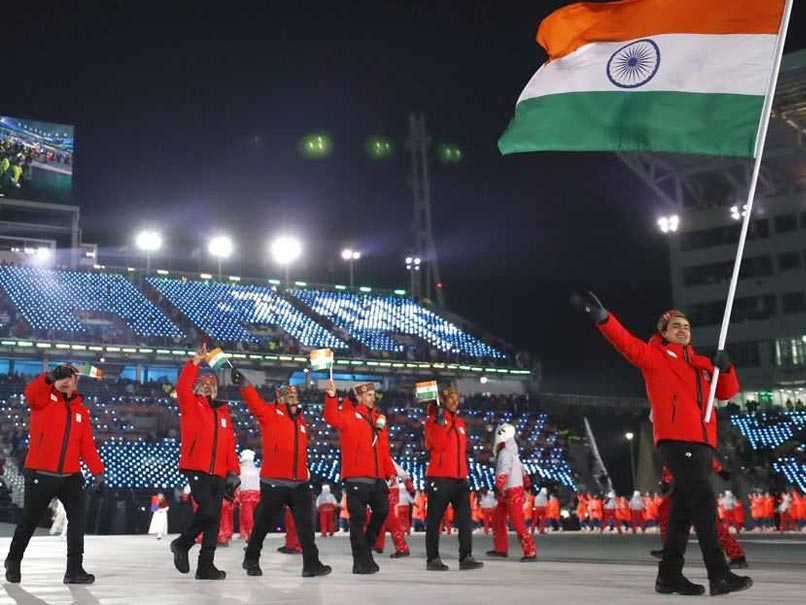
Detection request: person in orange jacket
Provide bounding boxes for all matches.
[763,493,775,530]
[324,380,396,574]
[588,494,603,531]
[734,497,746,532]
[576,493,590,531]
[170,345,240,581]
[5,364,104,585]
[533,487,549,534]
[412,490,427,532]
[547,495,562,532]
[602,492,621,534]
[523,490,535,532]
[749,493,764,531]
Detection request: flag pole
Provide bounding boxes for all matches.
[704,0,794,423]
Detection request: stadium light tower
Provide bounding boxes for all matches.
[271,235,302,284]
[405,256,421,296]
[341,248,361,289]
[135,230,162,272]
[208,235,233,279]
[657,214,680,234]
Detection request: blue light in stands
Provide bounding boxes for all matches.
[147,278,348,348]
[0,266,184,338]
[289,289,504,358]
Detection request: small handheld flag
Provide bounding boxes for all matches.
[80,364,102,380]
[310,348,335,379]
[204,347,231,370]
[415,380,439,404]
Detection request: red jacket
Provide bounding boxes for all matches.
[599,314,740,448]
[241,385,309,481]
[23,374,104,475]
[176,362,239,478]
[425,405,469,480]
[323,394,395,480]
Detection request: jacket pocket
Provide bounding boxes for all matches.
[38,432,44,448]
[671,395,677,422]
[188,437,198,458]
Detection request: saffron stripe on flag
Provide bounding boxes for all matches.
[538,0,786,62]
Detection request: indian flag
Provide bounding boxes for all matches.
[415,380,439,404]
[310,348,334,371]
[80,364,102,380]
[204,347,230,370]
[498,0,787,158]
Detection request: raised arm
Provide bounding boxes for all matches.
[24,374,55,411]
[424,404,449,454]
[240,384,271,424]
[322,380,351,430]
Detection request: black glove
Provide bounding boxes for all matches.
[570,291,608,324]
[224,472,241,502]
[48,364,77,383]
[717,469,731,481]
[712,350,731,373]
[230,368,249,386]
[435,412,447,427]
[91,473,105,490]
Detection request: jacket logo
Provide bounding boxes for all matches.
[300,426,306,433]
[666,350,678,359]
[703,370,712,382]
[221,418,227,428]
[50,394,58,401]
[459,427,466,435]
[354,413,363,419]
[75,413,82,423]
[277,409,285,416]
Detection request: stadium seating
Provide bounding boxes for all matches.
[772,457,806,493]
[729,411,806,450]
[147,278,347,349]
[0,266,184,341]
[289,288,504,359]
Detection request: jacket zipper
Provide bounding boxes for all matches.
[209,407,220,475]
[453,419,461,476]
[367,412,380,478]
[684,348,709,443]
[56,397,73,474]
[292,416,299,480]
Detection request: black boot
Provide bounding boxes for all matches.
[4,558,21,584]
[426,558,449,571]
[486,550,508,558]
[170,539,190,574]
[242,556,262,577]
[196,561,227,580]
[459,556,484,571]
[352,560,379,575]
[729,556,749,569]
[709,572,753,596]
[302,561,332,577]
[390,551,410,559]
[650,549,664,560]
[655,575,705,596]
[64,558,95,585]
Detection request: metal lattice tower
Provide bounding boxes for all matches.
[406,113,445,307]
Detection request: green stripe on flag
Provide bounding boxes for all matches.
[498,91,763,158]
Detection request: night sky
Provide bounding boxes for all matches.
[6,1,806,395]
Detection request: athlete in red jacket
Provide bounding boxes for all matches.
[423,386,483,572]
[324,379,396,574]
[170,344,240,581]
[574,293,751,596]
[233,370,330,578]
[5,365,104,585]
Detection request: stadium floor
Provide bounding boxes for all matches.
[0,527,805,604]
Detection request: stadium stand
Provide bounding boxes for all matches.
[289,288,504,359]
[0,266,184,344]
[729,411,806,450]
[147,277,349,350]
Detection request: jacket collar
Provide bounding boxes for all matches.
[649,334,695,360]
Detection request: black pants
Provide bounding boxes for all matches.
[344,480,388,566]
[425,477,472,562]
[7,472,86,566]
[175,473,225,565]
[658,441,729,582]
[245,482,320,569]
